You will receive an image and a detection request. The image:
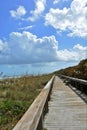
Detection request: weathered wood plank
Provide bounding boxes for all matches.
[44,76,87,130]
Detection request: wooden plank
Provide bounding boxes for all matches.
[13,76,55,130]
[44,76,87,130]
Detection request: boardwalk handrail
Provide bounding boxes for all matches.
[13,75,55,130]
[58,74,87,85]
[58,74,87,97]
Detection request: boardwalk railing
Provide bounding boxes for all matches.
[13,75,55,130]
[58,74,87,95]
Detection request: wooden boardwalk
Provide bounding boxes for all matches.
[44,76,87,130]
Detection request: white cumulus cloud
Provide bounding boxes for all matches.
[0,32,87,64]
[29,0,46,21]
[57,44,87,61]
[0,31,58,64]
[10,6,27,19]
[45,0,87,38]
[73,44,87,51]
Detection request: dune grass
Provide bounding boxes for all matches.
[0,74,52,130]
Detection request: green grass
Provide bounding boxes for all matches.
[0,74,52,130]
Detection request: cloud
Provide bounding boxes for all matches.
[45,0,87,38]
[73,44,87,51]
[18,25,33,30]
[62,0,69,2]
[0,31,86,64]
[10,1,46,21]
[57,44,87,61]
[53,0,60,4]
[0,31,58,64]
[10,6,27,19]
[28,0,46,21]
[0,40,10,63]
[0,40,9,53]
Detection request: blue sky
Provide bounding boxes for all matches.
[0,0,87,77]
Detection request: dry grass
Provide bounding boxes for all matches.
[0,74,52,130]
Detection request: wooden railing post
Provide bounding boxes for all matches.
[36,115,43,130]
[44,99,49,114]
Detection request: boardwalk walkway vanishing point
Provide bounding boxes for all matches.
[44,76,87,130]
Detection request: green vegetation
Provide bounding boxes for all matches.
[0,74,52,130]
[54,59,87,80]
